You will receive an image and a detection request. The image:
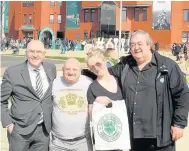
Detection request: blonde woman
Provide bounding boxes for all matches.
[86,48,124,151]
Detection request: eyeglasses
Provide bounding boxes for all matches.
[27,50,45,55]
[89,62,103,71]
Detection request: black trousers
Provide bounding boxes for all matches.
[7,123,49,151]
[130,138,175,151]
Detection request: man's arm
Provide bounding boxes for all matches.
[88,104,93,116]
[81,69,97,80]
[108,63,125,79]
[0,69,13,128]
[170,64,189,127]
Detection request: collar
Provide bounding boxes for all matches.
[128,53,157,66]
[27,62,43,71]
[150,53,157,66]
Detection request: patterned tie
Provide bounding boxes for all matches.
[34,69,44,124]
[34,69,43,99]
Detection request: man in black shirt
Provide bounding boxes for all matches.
[111,30,189,151]
[174,44,181,61]
[85,30,189,151]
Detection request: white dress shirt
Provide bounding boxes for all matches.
[27,62,49,96]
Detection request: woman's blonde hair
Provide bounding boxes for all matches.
[85,48,107,63]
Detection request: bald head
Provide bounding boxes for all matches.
[63,58,81,84]
[26,40,46,69]
[63,58,81,71]
[27,40,45,52]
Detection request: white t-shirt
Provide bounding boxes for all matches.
[52,75,92,139]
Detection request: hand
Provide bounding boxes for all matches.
[95,96,112,106]
[171,126,184,141]
[7,123,14,134]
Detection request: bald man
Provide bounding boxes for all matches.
[50,58,93,151]
[1,40,57,151]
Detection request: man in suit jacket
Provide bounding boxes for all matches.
[1,40,56,151]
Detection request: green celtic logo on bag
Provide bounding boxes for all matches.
[97,114,122,142]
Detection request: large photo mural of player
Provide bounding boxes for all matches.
[66,1,80,28]
[152,1,171,30]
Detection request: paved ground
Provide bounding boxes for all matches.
[0,50,189,151]
[1,55,65,69]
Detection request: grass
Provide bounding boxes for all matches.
[5,54,119,64]
[186,75,189,83]
[4,54,86,63]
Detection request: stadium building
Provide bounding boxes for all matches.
[7,1,189,49]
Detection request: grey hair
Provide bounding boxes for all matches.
[129,30,155,52]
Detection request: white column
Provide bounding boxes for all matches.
[118,0,122,59]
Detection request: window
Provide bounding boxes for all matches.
[142,8,147,21]
[134,8,139,21]
[91,9,95,22]
[58,15,62,24]
[50,1,55,6]
[57,31,64,39]
[24,14,27,24]
[183,9,189,21]
[58,1,62,6]
[84,9,89,22]
[122,7,127,21]
[29,14,32,24]
[50,14,54,24]
[182,32,189,43]
[22,1,34,7]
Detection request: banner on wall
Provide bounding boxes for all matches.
[66,1,80,28]
[152,1,171,30]
[3,1,9,33]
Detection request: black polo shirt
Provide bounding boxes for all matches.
[125,54,157,138]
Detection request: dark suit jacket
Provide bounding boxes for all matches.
[1,61,56,135]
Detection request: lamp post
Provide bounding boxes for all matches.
[118,0,122,59]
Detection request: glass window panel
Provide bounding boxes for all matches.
[134,8,139,21]
[84,9,89,22]
[183,10,189,21]
[91,9,95,22]
[142,8,147,21]
[122,7,127,21]
[50,1,55,6]
[50,14,54,24]
[58,15,62,24]
[58,1,62,6]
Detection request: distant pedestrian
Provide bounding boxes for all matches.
[61,38,67,54]
[174,44,182,61]
[154,41,159,51]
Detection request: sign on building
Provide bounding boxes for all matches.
[66,1,80,28]
[3,1,9,33]
[152,1,171,30]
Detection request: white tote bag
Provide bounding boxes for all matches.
[92,100,131,150]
